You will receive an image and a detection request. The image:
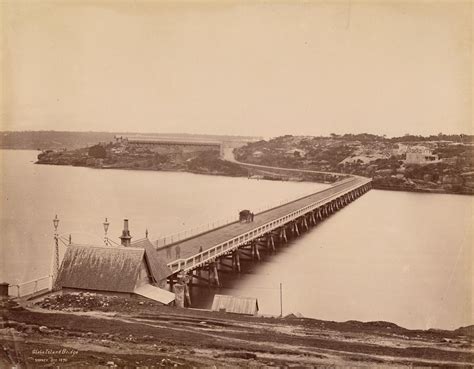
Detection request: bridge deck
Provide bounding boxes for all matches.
[157,177,368,265]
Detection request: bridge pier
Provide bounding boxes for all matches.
[206,262,221,288]
[316,209,322,221]
[251,241,261,261]
[293,221,300,236]
[270,235,276,252]
[213,262,221,287]
[232,249,241,272]
[174,271,192,307]
[303,216,309,230]
[283,227,288,243]
[323,205,329,217]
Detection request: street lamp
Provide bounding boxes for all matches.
[52,215,60,290]
[103,217,110,246]
[53,215,59,231]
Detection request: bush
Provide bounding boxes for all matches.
[88,144,106,158]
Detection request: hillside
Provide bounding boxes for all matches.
[234,134,474,195]
[35,139,248,178]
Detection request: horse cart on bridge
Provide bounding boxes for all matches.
[239,209,254,223]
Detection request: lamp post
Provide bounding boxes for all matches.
[52,215,60,290]
[103,217,110,246]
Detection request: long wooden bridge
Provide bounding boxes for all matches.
[5,173,371,302]
[156,175,372,290]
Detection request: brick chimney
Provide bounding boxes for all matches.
[120,219,132,247]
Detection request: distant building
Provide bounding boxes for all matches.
[405,146,440,164]
[117,136,222,155]
[252,151,264,158]
[285,148,306,157]
[393,143,408,155]
[211,294,259,315]
[461,172,474,188]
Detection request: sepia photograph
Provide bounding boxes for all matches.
[1,0,473,367]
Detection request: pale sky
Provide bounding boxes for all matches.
[1,1,472,137]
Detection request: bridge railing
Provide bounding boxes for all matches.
[8,275,51,298]
[253,176,356,213]
[154,215,240,247]
[168,178,371,273]
[154,182,346,248]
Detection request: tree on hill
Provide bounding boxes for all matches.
[88,144,106,158]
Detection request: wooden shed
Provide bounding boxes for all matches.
[211,294,259,316]
[56,242,174,304]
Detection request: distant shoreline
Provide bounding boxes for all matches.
[34,154,474,196]
[3,145,472,196]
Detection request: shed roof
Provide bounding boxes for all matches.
[56,245,145,293]
[131,238,173,282]
[134,284,175,305]
[211,294,259,315]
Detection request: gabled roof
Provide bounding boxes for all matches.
[131,238,173,282]
[211,294,259,315]
[56,244,145,293]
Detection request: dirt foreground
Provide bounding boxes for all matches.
[1,293,473,368]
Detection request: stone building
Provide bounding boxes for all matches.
[405,146,440,164]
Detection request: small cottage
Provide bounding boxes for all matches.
[56,240,174,304]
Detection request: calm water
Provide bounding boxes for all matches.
[1,150,472,330]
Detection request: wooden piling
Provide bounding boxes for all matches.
[213,262,221,287]
[235,249,241,272]
[255,243,261,260]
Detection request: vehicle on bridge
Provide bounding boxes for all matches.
[239,209,254,223]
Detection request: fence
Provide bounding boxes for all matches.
[8,275,51,298]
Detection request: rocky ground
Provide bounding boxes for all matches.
[1,294,473,368]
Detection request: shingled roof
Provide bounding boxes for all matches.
[131,238,173,282]
[56,245,145,293]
